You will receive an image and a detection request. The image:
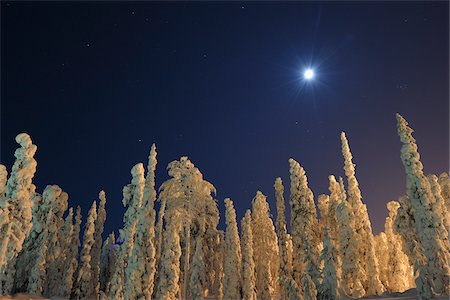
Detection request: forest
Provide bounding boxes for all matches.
[0,113,448,300]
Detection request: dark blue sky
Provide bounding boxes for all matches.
[2,2,448,235]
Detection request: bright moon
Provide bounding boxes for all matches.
[304,69,314,80]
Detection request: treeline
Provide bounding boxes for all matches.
[0,113,448,300]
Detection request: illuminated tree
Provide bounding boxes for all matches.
[341,132,384,295]
[73,201,97,299]
[395,113,450,296]
[223,198,241,300]
[109,163,145,299]
[289,158,320,289]
[125,145,158,300]
[91,191,107,297]
[241,209,256,300]
[0,133,37,294]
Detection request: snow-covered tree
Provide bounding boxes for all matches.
[158,156,218,299]
[318,228,339,300]
[289,158,320,289]
[109,163,145,299]
[428,174,450,233]
[341,132,384,296]
[58,206,81,297]
[27,209,52,295]
[0,133,37,294]
[223,198,241,300]
[155,211,183,300]
[44,186,69,297]
[395,113,450,296]
[336,198,365,298]
[125,144,158,300]
[241,209,256,300]
[99,232,116,295]
[73,200,97,299]
[383,201,414,292]
[274,177,292,300]
[90,191,107,297]
[251,191,279,299]
[327,175,342,285]
[190,238,206,300]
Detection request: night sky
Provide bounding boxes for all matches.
[2,2,448,236]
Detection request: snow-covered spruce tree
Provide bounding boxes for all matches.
[223,198,241,300]
[289,158,320,289]
[0,165,7,197]
[251,191,279,299]
[374,232,389,290]
[336,198,365,298]
[428,174,450,233]
[44,187,69,297]
[58,205,82,297]
[0,133,37,295]
[327,175,342,285]
[109,163,145,299]
[158,156,218,299]
[27,209,52,295]
[241,209,256,300]
[155,193,166,272]
[274,177,292,300]
[318,227,339,300]
[213,231,225,300]
[393,195,418,266]
[301,234,318,300]
[125,144,158,300]
[99,232,116,295]
[73,200,97,299]
[396,113,450,296]
[155,211,183,300]
[15,185,68,295]
[90,190,107,297]
[384,201,414,292]
[190,238,206,300]
[341,132,384,295]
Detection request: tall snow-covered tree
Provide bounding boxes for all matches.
[27,209,52,295]
[318,228,339,300]
[58,206,82,297]
[155,211,183,300]
[158,156,217,299]
[190,238,206,300]
[241,209,256,300]
[44,186,69,297]
[223,198,241,300]
[73,200,97,299]
[0,133,37,295]
[251,191,279,299]
[289,158,320,289]
[336,198,365,298]
[395,113,450,296]
[109,163,145,299]
[16,185,68,296]
[274,177,292,300]
[341,132,384,296]
[125,144,158,300]
[427,174,450,233]
[327,175,342,286]
[99,232,116,295]
[90,191,107,297]
[383,201,414,292]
